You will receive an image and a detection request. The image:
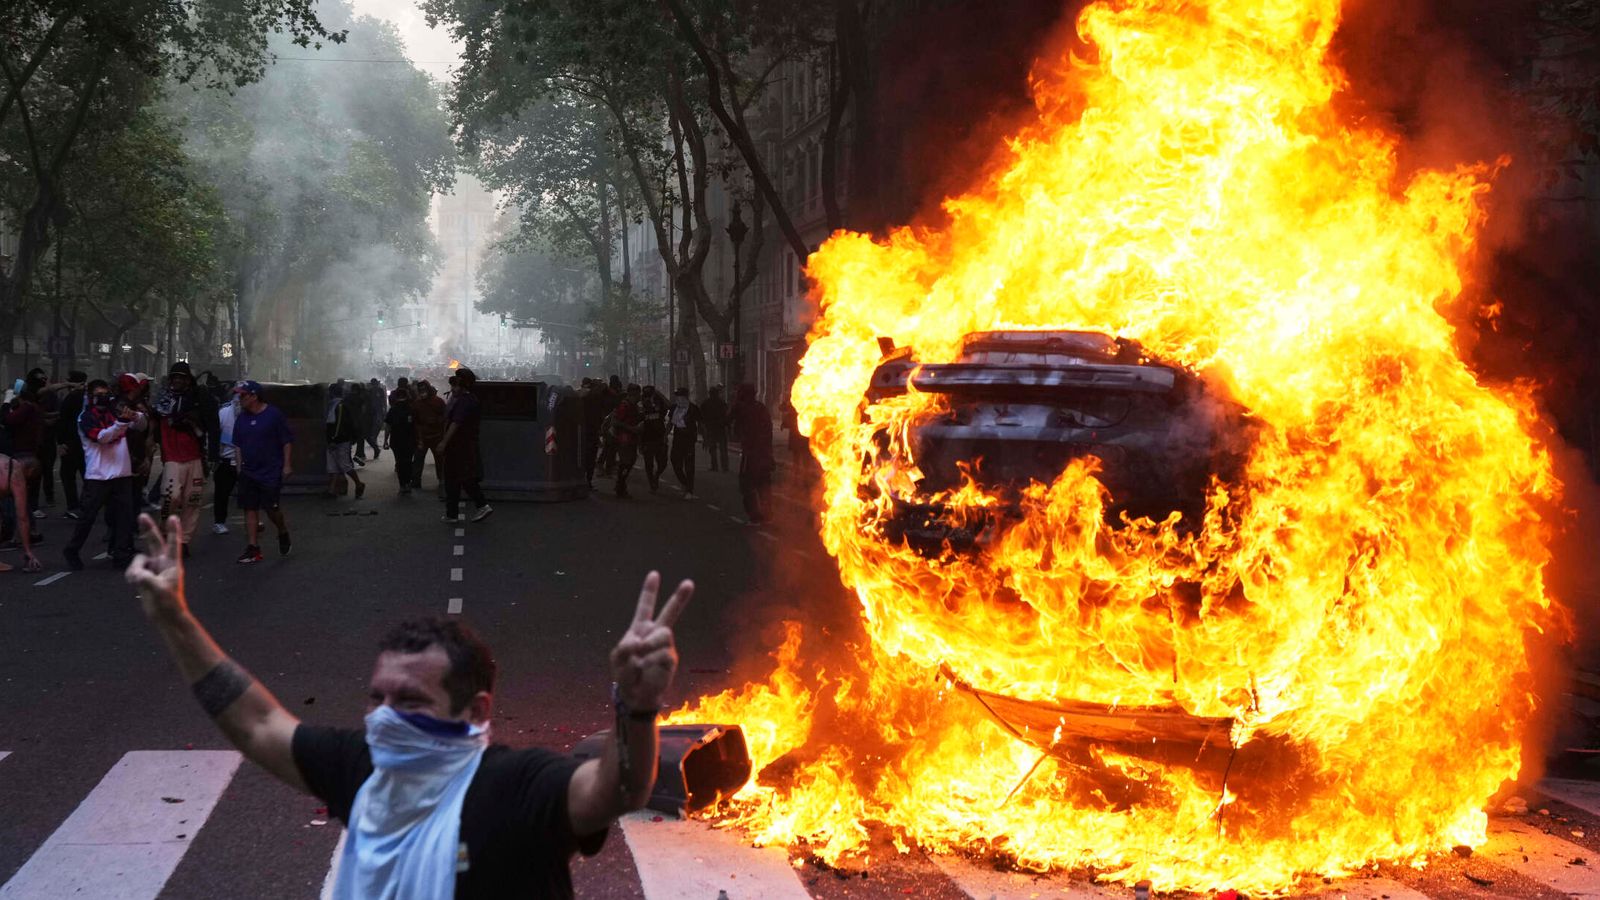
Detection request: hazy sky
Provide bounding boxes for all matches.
[347,0,461,81]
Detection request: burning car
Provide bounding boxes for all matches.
[864,329,1251,556]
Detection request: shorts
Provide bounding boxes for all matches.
[238,476,282,511]
[325,442,354,474]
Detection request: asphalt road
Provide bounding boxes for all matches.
[4,452,1600,899]
[0,449,853,899]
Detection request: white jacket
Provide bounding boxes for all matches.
[79,408,143,481]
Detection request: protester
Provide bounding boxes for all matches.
[0,452,42,573]
[611,384,643,499]
[411,380,446,491]
[117,374,155,512]
[152,362,215,555]
[579,377,612,491]
[230,380,293,563]
[599,375,624,477]
[638,386,668,493]
[366,377,388,461]
[54,371,88,518]
[437,367,492,523]
[781,397,810,475]
[63,379,144,570]
[700,384,729,473]
[733,383,774,525]
[324,382,366,500]
[385,388,417,496]
[347,381,370,465]
[128,511,693,898]
[669,387,700,500]
[212,387,241,535]
[2,379,46,522]
[24,368,62,513]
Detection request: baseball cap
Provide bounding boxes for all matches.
[234,379,263,396]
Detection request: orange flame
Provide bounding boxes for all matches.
[447,359,462,370]
[670,0,1565,893]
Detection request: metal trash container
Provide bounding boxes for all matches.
[475,381,588,501]
[257,382,328,494]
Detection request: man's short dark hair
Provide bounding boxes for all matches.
[87,379,109,391]
[68,370,88,383]
[378,618,497,714]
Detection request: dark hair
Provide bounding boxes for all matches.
[378,618,497,714]
[87,379,109,392]
[68,371,88,383]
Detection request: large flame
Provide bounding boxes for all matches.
[670,0,1565,892]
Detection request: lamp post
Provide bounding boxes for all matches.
[725,203,748,387]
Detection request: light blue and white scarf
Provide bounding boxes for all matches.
[332,706,489,900]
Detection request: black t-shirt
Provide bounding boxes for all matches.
[292,725,607,899]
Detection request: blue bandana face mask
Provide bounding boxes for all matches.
[363,704,487,772]
[333,706,489,900]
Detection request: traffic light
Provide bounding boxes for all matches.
[292,355,301,367]
[377,308,386,326]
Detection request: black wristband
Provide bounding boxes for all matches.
[611,682,660,721]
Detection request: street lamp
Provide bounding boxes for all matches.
[725,203,748,387]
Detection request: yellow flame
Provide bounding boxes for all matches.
[672,0,1566,893]
[447,359,462,370]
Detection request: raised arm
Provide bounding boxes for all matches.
[126,514,306,791]
[567,571,694,835]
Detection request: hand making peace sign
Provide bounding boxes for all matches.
[610,571,694,710]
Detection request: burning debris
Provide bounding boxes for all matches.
[667,0,1567,893]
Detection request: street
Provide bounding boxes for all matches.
[0,454,1597,900]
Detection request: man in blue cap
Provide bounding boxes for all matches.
[229,380,294,563]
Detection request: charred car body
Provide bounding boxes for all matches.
[864,330,1251,556]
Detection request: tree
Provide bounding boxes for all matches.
[0,0,343,352]
[430,0,737,391]
[170,4,455,376]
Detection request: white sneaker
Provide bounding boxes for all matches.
[211,523,230,535]
[30,509,46,519]
[441,515,464,524]
[683,492,697,500]
[470,505,494,523]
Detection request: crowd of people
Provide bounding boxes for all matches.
[1,363,801,573]
[576,376,783,525]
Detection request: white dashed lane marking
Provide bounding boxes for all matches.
[454,528,465,537]
[446,597,463,615]
[453,545,464,556]
[450,567,462,582]
[32,572,70,587]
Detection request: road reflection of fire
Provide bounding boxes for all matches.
[667,0,1566,892]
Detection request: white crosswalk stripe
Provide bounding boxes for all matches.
[0,750,241,900]
[3,748,1599,899]
[619,811,812,899]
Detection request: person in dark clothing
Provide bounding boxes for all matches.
[324,383,366,499]
[733,383,774,525]
[579,378,613,490]
[365,377,387,460]
[638,386,668,492]
[600,375,624,476]
[411,381,446,490]
[611,384,643,498]
[346,382,370,464]
[3,383,46,520]
[668,387,700,498]
[55,371,88,517]
[438,367,493,523]
[24,368,59,510]
[129,512,697,899]
[700,385,729,472]
[386,389,417,495]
